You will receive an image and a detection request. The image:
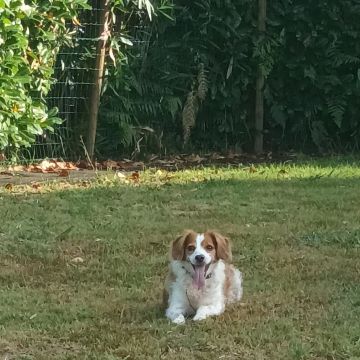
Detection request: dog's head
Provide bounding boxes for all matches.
[170,230,232,289]
[170,230,232,265]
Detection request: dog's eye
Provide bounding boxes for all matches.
[206,245,214,251]
[187,246,195,252]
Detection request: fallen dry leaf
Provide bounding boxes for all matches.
[209,153,225,160]
[116,161,143,171]
[4,183,13,191]
[77,159,93,169]
[130,171,140,183]
[53,161,67,169]
[115,171,126,179]
[102,159,119,170]
[45,167,57,173]
[8,165,25,172]
[115,171,128,181]
[132,161,145,169]
[56,161,77,170]
[26,164,43,173]
[115,171,129,184]
[39,159,55,170]
[187,154,205,163]
[0,171,13,176]
[31,183,41,190]
[225,151,241,159]
[22,160,80,173]
[58,169,69,177]
[71,257,84,264]
[67,162,78,170]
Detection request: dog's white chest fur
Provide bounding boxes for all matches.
[179,260,226,309]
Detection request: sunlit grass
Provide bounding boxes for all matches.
[138,161,360,184]
[2,157,360,195]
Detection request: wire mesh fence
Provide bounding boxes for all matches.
[27,1,104,162]
[9,1,151,164]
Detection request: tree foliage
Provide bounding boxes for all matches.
[98,0,360,156]
[268,0,360,152]
[2,0,359,156]
[0,0,89,153]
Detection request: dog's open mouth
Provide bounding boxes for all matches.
[191,263,210,289]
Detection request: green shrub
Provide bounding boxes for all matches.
[0,0,89,154]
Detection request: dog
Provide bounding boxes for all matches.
[163,230,243,324]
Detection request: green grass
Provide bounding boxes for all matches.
[0,159,360,359]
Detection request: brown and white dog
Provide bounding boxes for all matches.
[163,230,243,324]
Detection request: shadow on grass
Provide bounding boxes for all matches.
[1,175,360,257]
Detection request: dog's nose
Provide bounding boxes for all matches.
[195,255,205,263]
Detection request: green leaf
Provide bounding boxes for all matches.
[226,56,233,80]
[119,36,133,46]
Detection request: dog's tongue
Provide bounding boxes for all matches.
[193,264,206,289]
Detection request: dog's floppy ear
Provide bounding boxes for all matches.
[207,231,232,262]
[171,230,195,260]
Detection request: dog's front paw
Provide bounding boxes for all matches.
[193,304,224,321]
[193,312,207,321]
[172,314,186,324]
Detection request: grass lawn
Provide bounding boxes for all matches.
[0,159,359,359]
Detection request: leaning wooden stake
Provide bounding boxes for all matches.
[254,0,266,154]
[86,0,110,160]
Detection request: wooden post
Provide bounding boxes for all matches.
[86,0,110,160]
[254,0,266,154]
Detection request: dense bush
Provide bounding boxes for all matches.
[2,1,359,157]
[0,0,88,154]
[268,0,360,152]
[98,0,255,156]
[98,0,360,156]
